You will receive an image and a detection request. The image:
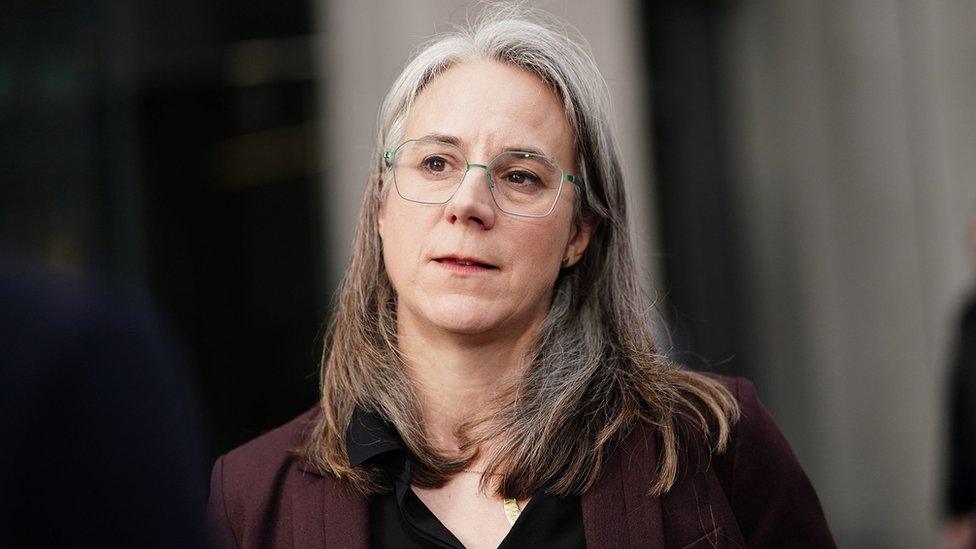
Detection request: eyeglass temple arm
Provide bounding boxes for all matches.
[565,174,585,191]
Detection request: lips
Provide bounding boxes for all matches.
[433,255,498,269]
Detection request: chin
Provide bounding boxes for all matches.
[418,294,507,335]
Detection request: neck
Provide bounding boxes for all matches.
[397,311,544,458]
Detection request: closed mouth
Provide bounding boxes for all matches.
[433,256,498,269]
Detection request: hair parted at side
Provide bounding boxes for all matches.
[297,2,740,499]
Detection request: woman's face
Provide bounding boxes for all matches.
[377,59,592,339]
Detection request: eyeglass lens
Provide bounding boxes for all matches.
[391,139,563,217]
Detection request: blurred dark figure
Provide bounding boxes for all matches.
[0,251,208,548]
[946,209,976,549]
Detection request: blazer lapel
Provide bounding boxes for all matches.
[660,450,745,549]
[292,472,369,549]
[581,425,665,548]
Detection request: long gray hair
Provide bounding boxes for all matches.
[299,3,739,499]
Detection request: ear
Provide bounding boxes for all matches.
[562,216,598,268]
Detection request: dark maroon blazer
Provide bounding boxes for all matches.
[207,375,835,548]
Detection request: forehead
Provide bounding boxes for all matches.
[404,60,575,164]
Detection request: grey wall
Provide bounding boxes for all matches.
[724,1,976,546]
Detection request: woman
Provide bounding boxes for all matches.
[208,6,835,548]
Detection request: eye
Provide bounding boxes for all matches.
[422,155,449,173]
[504,170,541,187]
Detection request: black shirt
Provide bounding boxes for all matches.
[345,407,587,548]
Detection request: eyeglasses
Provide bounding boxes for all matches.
[383,138,584,218]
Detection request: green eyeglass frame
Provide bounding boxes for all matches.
[381,141,585,218]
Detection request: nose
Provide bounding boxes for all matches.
[443,164,496,230]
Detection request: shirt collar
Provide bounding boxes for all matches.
[345,406,406,468]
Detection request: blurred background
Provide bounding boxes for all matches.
[3,1,974,546]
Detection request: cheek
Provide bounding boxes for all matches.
[379,200,431,282]
[515,232,559,265]
[508,223,564,286]
[381,214,409,270]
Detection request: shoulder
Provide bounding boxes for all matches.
[214,406,321,495]
[692,373,837,547]
[219,407,320,475]
[688,372,772,450]
[695,371,747,401]
[696,373,801,474]
[686,371,804,485]
[207,407,323,547]
[670,372,755,452]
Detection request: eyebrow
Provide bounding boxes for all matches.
[415,133,550,159]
